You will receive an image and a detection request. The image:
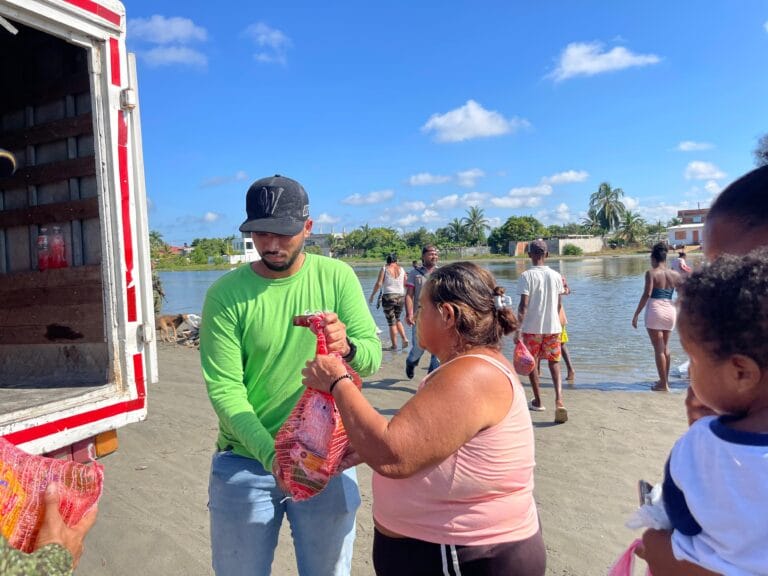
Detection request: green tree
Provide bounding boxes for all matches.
[580,208,602,235]
[149,230,167,259]
[589,182,626,232]
[667,217,682,227]
[487,215,546,254]
[615,210,647,246]
[445,218,467,244]
[462,206,490,246]
[403,228,436,250]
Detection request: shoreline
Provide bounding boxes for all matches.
[77,343,689,576]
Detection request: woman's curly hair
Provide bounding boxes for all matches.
[424,261,518,350]
[677,248,768,368]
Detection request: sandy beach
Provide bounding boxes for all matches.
[76,342,688,576]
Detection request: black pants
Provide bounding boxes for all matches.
[372,527,546,576]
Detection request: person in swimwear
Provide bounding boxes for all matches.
[631,242,683,392]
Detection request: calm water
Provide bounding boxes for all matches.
[160,255,702,392]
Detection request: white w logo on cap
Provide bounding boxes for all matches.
[260,187,283,216]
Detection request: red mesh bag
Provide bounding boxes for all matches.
[274,314,361,501]
[513,338,536,375]
[0,436,103,552]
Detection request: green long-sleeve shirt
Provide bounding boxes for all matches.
[200,254,382,470]
[0,536,73,575]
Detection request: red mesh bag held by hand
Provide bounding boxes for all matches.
[513,338,536,375]
[274,313,361,501]
[0,437,103,552]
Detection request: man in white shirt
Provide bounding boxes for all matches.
[517,240,567,423]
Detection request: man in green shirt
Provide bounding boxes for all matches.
[200,175,382,575]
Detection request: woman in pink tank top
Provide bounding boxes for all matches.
[301,261,545,575]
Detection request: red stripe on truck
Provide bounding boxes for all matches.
[117,110,137,322]
[109,37,120,86]
[63,0,122,26]
[3,398,145,446]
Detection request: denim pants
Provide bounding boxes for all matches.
[208,451,360,576]
[406,323,439,372]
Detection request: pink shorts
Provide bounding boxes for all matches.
[522,333,562,362]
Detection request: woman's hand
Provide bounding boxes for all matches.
[635,529,720,576]
[632,312,639,329]
[302,354,348,394]
[35,482,98,569]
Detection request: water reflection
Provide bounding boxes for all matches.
[161,255,698,392]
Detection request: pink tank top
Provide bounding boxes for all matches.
[372,354,539,545]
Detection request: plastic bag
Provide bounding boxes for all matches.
[273,313,361,501]
[607,538,651,576]
[375,291,382,309]
[0,437,103,552]
[513,338,535,375]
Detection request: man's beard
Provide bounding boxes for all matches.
[260,243,304,272]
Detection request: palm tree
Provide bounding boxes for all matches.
[149,230,167,258]
[667,217,682,227]
[615,210,646,246]
[462,206,490,246]
[446,218,466,244]
[589,182,626,233]
[580,208,602,235]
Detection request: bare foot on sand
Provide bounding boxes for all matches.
[566,371,575,382]
[651,381,670,392]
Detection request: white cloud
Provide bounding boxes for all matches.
[200,170,249,188]
[548,41,660,82]
[421,209,441,222]
[456,168,485,188]
[765,20,768,32]
[399,201,427,212]
[397,214,420,227]
[203,211,220,222]
[704,180,722,195]
[541,170,589,185]
[490,196,542,209]
[684,161,726,180]
[129,15,207,44]
[408,172,451,186]
[244,22,291,65]
[421,100,530,143]
[537,203,572,224]
[624,196,640,210]
[506,184,553,197]
[342,189,395,205]
[143,46,207,67]
[434,194,460,209]
[314,213,340,225]
[676,140,714,152]
[461,191,488,205]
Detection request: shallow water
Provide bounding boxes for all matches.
[160,255,702,392]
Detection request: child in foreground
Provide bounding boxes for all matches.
[638,249,768,575]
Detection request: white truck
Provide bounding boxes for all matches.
[0,0,156,462]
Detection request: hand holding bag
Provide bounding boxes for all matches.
[375,291,383,309]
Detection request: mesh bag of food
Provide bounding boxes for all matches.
[0,436,103,552]
[513,338,536,375]
[273,314,361,501]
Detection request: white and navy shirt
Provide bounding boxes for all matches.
[663,415,768,575]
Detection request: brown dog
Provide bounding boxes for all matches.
[156,314,185,342]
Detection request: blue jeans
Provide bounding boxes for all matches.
[406,324,439,372]
[208,451,360,576]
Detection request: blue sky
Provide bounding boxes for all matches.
[124,1,768,246]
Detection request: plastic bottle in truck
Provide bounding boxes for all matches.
[0,0,156,462]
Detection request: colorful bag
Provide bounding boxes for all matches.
[513,338,536,375]
[0,437,103,552]
[273,314,361,501]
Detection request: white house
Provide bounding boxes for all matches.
[667,223,704,247]
[223,234,261,264]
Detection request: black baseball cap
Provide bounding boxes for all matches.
[239,175,309,235]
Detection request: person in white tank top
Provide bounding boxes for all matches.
[368,253,409,350]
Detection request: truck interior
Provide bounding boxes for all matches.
[0,17,113,421]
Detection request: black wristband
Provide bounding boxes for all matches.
[329,373,353,394]
[341,338,357,362]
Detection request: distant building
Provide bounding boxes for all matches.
[306,233,343,257]
[217,234,260,264]
[677,208,708,224]
[667,208,709,246]
[509,235,603,256]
